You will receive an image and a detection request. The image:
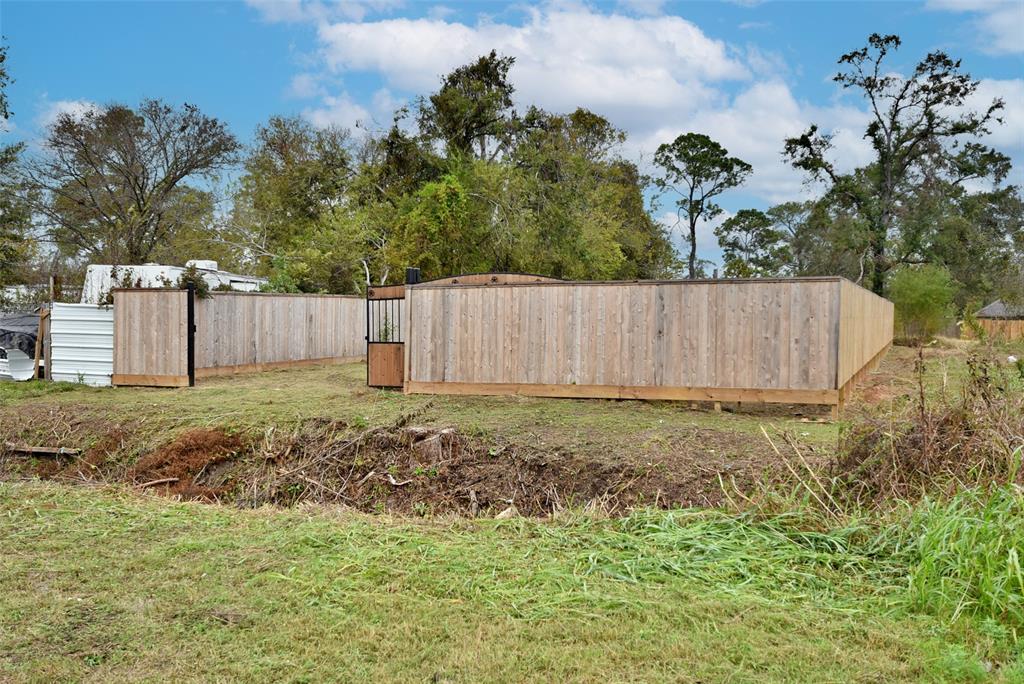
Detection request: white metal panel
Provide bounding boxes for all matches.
[80,263,266,304]
[50,303,114,386]
[0,348,35,382]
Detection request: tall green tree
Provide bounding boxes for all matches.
[230,115,355,278]
[24,99,239,264]
[888,264,956,341]
[417,50,516,160]
[0,44,32,286]
[761,202,809,275]
[654,133,751,279]
[896,178,1023,309]
[714,209,789,277]
[784,33,1005,295]
[244,54,679,290]
[505,107,676,280]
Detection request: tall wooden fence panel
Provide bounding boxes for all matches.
[976,319,1024,342]
[113,289,190,387]
[113,290,365,385]
[406,278,852,405]
[836,279,895,391]
[193,293,365,377]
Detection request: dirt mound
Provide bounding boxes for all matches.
[128,429,245,501]
[3,411,802,517]
[236,419,776,516]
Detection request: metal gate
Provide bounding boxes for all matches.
[366,268,419,388]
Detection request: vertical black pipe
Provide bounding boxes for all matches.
[186,282,196,387]
[365,290,370,385]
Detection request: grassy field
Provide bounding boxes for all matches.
[1,341,1022,681]
[2,480,1021,683]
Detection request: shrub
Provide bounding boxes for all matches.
[889,264,956,342]
[260,256,304,294]
[173,264,211,299]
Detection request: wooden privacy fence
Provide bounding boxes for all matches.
[971,319,1024,342]
[113,289,365,387]
[365,271,561,388]
[403,276,893,413]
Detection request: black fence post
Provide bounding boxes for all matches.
[186,282,196,387]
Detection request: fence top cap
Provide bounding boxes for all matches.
[408,274,857,289]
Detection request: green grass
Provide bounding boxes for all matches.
[1,481,1021,683]
[900,484,1024,642]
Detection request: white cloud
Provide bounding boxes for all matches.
[370,88,403,121]
[246,0,404,23]
[303,92,370,130]
[311,7,749,139]
[246,0,308,23]
[970,78,1024,153]
[969,78,1024,185]
[427,5,455,20]
[36,99,101,129]
[927,0,1024,55]
[266,4,873,206]
[286,73,324,99]
[253,2,1021,212]
[633,81,872,204]
[315,9,748,88]
[616,0,666,16]
[658,208,732,268]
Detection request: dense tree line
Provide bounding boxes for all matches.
[2,37,1021,321]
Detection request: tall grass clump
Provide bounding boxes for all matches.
[895,482,1024,638]
[568,507,899,597]
[726,346,1024,665]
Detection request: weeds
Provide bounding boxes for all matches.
[836,347,1023,505]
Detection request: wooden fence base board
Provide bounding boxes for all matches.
[837,342,892,408]
[112,374,191,388]
[194,355,365,379]
[405,381,839,406]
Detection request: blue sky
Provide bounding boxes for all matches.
[2,0,1022,264]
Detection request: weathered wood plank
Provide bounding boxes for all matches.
[404,278,892,408]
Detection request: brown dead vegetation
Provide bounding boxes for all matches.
[833,350,1024,505]
[233,418,775,516]
[1,411,800,515]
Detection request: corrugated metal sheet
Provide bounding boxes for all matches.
[50,303,114,386]
[0,348,35,382]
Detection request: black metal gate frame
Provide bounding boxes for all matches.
[365,267,420,387]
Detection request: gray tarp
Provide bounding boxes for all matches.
[0,312,39,357]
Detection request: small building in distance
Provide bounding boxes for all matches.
[973,299,1024,341]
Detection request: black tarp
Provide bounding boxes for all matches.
[0,312,39,357]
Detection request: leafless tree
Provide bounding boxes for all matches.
[23,99,240,264]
